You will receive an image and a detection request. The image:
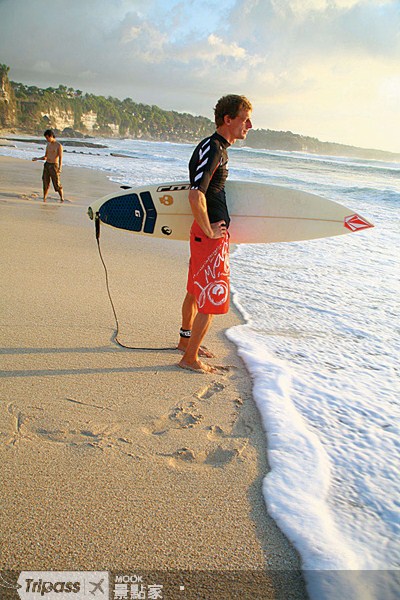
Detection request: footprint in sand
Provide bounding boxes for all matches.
[4,403,35,446]
[195,381,226,401]
[18,193,39,201]
[35,426,103,447]
[2,404,134,455]
[171,447,197,462]
[33,421,133,452]
[206,425,226,440]
[164,439,248,469]
[204,445,242,466]
[144,402,203,436]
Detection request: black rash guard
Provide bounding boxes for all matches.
[188,132,231,228]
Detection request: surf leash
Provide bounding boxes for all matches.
[94,212,176,351]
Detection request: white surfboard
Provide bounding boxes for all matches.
[87,180,374,243]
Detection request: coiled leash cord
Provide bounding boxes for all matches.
[94,213,176,351]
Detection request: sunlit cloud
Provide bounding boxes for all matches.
[0,0,399,152]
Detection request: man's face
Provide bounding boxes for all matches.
[228,108,253,141]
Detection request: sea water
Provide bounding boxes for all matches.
[1,137,399,599]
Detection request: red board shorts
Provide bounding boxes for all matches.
[187,221,230,315]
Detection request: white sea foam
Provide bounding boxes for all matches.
[226,326,360,567]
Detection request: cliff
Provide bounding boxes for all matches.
[0,64,17,128]
[8,73,213,142]
[245,129,400,161]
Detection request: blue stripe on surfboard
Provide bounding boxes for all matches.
[99,193,158,234]
[140,191,157,234]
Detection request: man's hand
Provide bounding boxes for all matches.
[188,190,227,239]
[209,220,227,239]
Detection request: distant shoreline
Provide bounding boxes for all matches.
[1,130,400,163]
[1,63,399,161]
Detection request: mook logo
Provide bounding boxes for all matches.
[16,572,109,600]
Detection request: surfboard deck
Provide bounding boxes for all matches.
[87,180,374,243]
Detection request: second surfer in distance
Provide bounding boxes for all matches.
[178,94,253,374]
[32,129,64,203]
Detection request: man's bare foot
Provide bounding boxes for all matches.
[177,359,218,374]
[176,343,215,358]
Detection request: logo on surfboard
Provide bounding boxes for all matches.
[160,195,173,206]
[344,214,374,232]
[156,184,190,192]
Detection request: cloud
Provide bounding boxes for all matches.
[0,0,399,151]
[222,0,400,149]
[118,13,169,63]
[207,34,246,60]
[228,0,400,59]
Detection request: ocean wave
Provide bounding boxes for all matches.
[237,146,400,173]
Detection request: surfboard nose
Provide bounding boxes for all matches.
[344,214,374,232]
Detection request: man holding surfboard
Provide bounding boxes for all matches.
[178,95,253,374]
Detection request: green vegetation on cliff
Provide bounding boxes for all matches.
[9,77,213,141]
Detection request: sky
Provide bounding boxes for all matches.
[0,0,399,153]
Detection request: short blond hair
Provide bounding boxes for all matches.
[214,95,252,127]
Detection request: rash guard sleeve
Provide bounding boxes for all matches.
[189,137,222,194]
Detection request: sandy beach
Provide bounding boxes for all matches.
[0,156,307,599]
